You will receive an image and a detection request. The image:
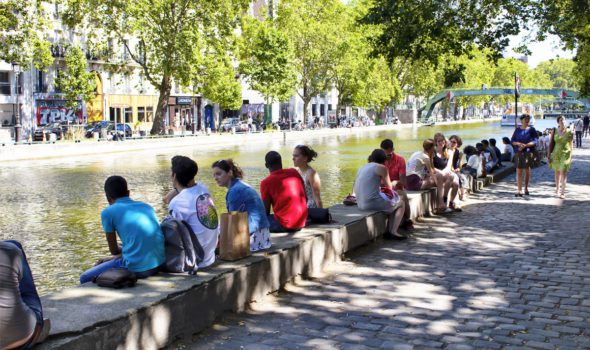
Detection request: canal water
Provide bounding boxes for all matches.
[0,119,558,294]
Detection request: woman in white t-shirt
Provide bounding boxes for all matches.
[406,139,452,214]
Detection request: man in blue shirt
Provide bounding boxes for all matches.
[80,176,165,284]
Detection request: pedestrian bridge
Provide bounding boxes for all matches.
[419,87,590,122]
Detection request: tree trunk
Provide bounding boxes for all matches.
[150,75,172,135]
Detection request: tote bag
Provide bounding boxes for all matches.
[219,211,251,261]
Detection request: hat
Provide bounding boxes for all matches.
[519,114,530,120]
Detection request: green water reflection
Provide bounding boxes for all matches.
[0,120,555,294]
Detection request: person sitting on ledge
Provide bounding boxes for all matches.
[1,240,50,350]
[501,137,515,162]
[380,138,414,231]
[462,145,483,178]
[354,149,406,240]
[164,156,219,268]
[406,139,452,214]
[489,138,503,167]
[80,176,165,284]
[211,159,271,251]
[260,151,308,233]
[481,139,497,172]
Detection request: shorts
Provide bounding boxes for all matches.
[514,152,534,169]
[406,174,423,191]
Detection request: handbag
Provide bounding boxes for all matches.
[93,268,137,289]
[219,211,251,261]
[380,186,401,206]
[307,208,332,224]
[549,127,556,155]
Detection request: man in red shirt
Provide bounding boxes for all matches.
[381,139,413,231]
[260,151,308,232]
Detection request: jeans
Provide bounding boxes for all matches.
[4,240,43,350]
[80,258,161,284]
[267,215,301,233]
[575,131,583,148]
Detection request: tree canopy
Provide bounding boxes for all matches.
[56,46,96,110]
[63,0,249,134]
[0,1,53,70]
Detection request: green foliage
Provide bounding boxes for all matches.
[239,17,296,104]
[360,57,402,114]
[0,1,53,70]
[56,46,97,110]
[277,0,343,121]
[201,53,242,111]
[534,58,577,89]
[362,0,528,67]
[63,0,249,134]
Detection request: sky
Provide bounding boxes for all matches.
[505,32,575,68]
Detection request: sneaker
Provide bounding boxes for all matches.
[34,318,51,344]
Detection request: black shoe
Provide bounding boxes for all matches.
[515,193,523,197]
[524,190,530,195]
[384,232,407,240]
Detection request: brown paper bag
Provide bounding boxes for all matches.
[219,211,251,261]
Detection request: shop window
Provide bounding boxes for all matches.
[124,107,132,123]
[146,106,154,122]
[138,107,146,122]
[0,72,10,95]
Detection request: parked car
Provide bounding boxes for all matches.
[85,121,132,138]
[33,123,67,141]
[220,118,241,132]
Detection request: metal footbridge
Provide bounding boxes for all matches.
[419,88,590,122]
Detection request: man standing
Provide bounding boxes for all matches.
[380,139,413,231]
[260,151,308,232]
[583,114,590,138]
[80,176,165,284]
[164,156,219,268]
[574,115,584,148]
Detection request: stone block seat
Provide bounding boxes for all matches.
[37,163,515,350]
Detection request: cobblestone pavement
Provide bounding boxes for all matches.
[177,146,590,350]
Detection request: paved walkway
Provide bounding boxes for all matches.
[175,146,590,350]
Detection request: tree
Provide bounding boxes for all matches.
[239,17,296,107]
[359,57,402,119]
[0,1,53,69]
[361,0,529,68]
[535,58,577,89]
[277,0,343,123]
[330,2,370,117]
[56,46,96,110]
[63,0,250,134]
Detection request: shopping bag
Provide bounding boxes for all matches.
[219,211,251,261]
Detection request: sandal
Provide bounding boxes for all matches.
[436,207,453,215]
[449,202,463,212]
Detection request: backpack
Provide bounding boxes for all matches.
[161,218,205,275]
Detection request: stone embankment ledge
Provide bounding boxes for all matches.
[0,118,498,162]
[37,162,515,350]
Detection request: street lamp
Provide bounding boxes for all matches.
[11,62,22,142]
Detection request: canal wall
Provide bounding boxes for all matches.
[0,119,499,163]
[36,163,515,350]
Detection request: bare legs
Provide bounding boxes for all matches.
[422,173,447,209]
[387,200,406,236]
[555,170,568,198]
[515,167,531,195]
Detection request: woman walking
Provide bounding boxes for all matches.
[511,114,538,197]
[548,116,574,199]
[212,159,271,251]
[292,145,323,208]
